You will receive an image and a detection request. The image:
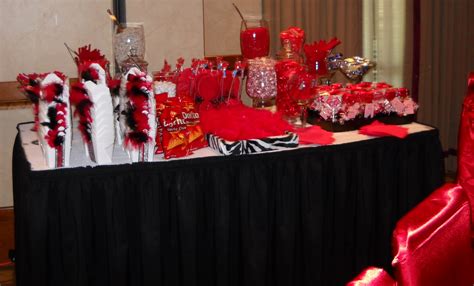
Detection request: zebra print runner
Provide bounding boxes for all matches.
[207,132,299,155]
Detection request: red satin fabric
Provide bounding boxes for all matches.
[392,183,474,286]
[458,72,474,237]
[347,267,395,286]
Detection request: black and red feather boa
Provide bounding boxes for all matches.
[124,72,153,149]
[39,72,68,149]
[70,83,93,143]
[17,73,44,131]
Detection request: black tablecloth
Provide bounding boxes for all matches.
[13,125,444,286]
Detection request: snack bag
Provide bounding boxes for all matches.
[154,93,169,154]
[159,100,192,159]
[181,97,207,151]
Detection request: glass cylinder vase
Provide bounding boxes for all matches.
[113,23,145,72]
[240,19,270,59]
[246,58,277,108]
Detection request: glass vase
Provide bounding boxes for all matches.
[240,19,270,59]
[246,58,277,108]
[113,23,145,72]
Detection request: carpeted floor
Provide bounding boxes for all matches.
[0,265,14,286]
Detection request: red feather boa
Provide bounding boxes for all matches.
[70,83,93,143]
[41,72,68,148]
[45,103,68,148]
[199,102,292,141]
[16,73,44,131]
[124,72,153,148]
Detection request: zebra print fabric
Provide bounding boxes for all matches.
[207,132,299,155]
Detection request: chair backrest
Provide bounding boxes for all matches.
[392,183,474,285]
[458,72,474,235]
[349,74,474,286]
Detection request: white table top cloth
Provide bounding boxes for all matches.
[18,122,433,171]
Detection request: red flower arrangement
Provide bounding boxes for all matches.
[304,37,341,77]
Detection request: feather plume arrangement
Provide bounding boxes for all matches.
[70,45,116,164]
[17,73,45,131]
[124,71,154,149]
[40,71,69,148]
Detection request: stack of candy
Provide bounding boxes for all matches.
[309,82,418,126]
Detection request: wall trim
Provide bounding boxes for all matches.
[0,81,30,110]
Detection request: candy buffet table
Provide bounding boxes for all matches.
[12,122,444,286]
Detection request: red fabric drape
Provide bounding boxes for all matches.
[458,72,474,240]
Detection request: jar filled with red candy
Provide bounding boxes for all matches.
[240,19,270,59]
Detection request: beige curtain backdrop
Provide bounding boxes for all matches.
[264,0,474,172]
[363,0,406,87]
[262,0,363,83]
[405,0,474,171]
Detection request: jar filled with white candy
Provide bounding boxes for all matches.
[246,57,277,108]
[154,81,176,98]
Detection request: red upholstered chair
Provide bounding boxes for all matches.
[349,73,474,285]
[458,72,474,239]
[391,183,474,285]
[350,185,474,286]
[346,267,395,286]
[391,73,474,285]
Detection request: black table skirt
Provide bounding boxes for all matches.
[13,125,444,286]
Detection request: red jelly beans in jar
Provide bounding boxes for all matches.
[240,20,270,59]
